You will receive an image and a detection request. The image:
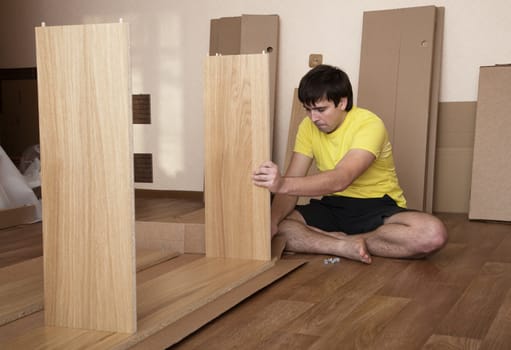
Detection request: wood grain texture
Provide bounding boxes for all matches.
[2,257,275,349]
[204,54,271,260]
[35,23,136,332]
[0,248,178,327]
[0,257,43,326]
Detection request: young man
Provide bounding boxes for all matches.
[252,64,447,264]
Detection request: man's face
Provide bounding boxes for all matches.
[303,97,347,134]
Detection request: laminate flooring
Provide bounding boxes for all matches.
[172,213,511,350]
[1,196,511,349]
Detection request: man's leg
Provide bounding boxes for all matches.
[361,211,447,258]
[277,211,372,264]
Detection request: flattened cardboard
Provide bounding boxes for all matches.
[433,102,476,213]
[358,6,443,211]
[129,258,306,350]
[469,65,511,221]
[209,15,279,153]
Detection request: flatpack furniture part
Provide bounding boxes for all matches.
[0,248,178,327]
[469,65,511,221]
[358,6,443,211]
[36,22,137,333]
[434,102,476,213]
[209,15,279,152]
[2,22,297,347]
[204,53,271,261]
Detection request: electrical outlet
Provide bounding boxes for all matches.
[309,54,323,68]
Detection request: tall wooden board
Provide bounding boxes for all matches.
[469,65,511,221]
[35,23,136,333]
[204,54,271,261]
[209,15,279,152]
[358,6,442,211]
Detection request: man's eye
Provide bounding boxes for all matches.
[317,108,325,113]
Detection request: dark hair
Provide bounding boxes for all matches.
[298,64,353,111]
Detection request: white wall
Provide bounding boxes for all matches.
[1,0,510,191]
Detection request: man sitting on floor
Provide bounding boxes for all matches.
[252,64,447,264]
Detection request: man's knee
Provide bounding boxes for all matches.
[416,215,448,255]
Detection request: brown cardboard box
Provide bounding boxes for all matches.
[469,65,511,221]
[358,6,444,211]
[433,102,476,213]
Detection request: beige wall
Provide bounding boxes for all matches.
[1,0,511,191]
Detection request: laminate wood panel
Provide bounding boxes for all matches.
[35,23,136,332]
[0,248,178,327]
[2,257,274,349]
[204,54,271,260]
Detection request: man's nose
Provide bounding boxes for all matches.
[310,110,321,121]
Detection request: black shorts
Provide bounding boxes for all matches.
[295,194,409,235]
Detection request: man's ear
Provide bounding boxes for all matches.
[339,97,348,111]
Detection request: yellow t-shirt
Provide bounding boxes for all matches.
[294,106,407,208]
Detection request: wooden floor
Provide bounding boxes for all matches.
[1,196,511,349]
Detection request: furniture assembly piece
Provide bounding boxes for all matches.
[469,65,511,221]
[36,22,137,333]
[357,6,444,211]
[204,53,271,260]
[1,22,304,349]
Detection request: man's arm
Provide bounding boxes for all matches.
[253,148,375,197]
[265,152,312,236]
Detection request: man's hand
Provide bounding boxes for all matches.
[252,161,283,193]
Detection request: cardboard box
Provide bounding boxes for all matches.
[469,65,511,221]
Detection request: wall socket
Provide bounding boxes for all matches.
[309,54,323,67]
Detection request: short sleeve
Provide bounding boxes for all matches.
[293,118,314,158]
[350,117,386,158]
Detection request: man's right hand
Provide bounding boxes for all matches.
[252,161,283,193]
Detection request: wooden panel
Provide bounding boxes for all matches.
[0,248,178,327]
[1,257,275,349]
[203,54,271,260]
[358,6,439,211]
[469,65,511,221]
[35,23,136,333]
[240,15,279,147]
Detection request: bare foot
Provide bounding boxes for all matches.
[335,237,372,264]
